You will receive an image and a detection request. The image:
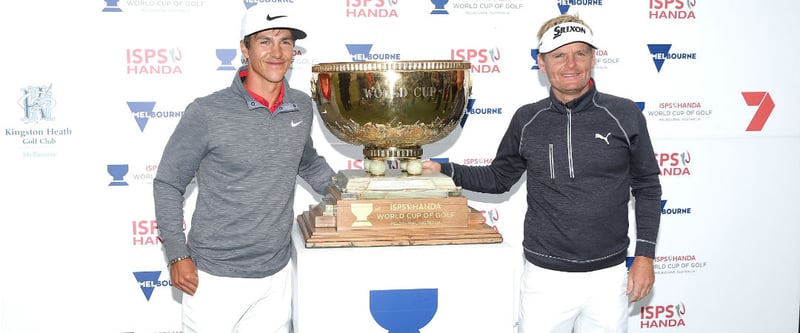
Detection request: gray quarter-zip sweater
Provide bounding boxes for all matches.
[154,66,335,278]
[442,80,662,272]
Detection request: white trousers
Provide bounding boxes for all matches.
[182,262,293,333]
[518,261,629,333]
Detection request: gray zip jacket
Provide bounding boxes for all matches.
[154,66,335,278]
[442,80,661,272]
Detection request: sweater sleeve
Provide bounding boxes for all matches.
[153,101,208,262]
[628,110,662,258]
[297,136,335,196]
[446,109,528,194]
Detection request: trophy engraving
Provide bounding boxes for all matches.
[297,60,502,247]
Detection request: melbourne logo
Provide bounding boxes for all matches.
[647,44,697,72]
[640,303,688,329]
[661,199,692,215]
[345,44,401,62]
[451,48,501,73]
[465,100,502,116]
[126,101,184,132]
[530,49,540,70]
[557,0,604,15]
[133,271,172,301]
[346,0,398,18]
[649,0,696,19]
[243,0,296,10]
[460,98,502,127]
[741,91,774,131]
[655,151,691,176]
[126,48,183,75]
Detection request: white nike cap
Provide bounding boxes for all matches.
[538,22,597,53]
[241,4,307,40]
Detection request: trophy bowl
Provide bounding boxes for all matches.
[311,60,471,175]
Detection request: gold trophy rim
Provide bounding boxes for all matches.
[312,60,471,73]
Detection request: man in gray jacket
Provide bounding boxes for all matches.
[153,4,334,332]
[423,14,662,333]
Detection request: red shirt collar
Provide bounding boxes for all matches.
[240,69,285,113]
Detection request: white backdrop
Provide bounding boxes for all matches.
[1,0,798,332]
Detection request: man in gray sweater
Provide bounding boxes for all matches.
[153,4,334,332]
[423,14,662,333]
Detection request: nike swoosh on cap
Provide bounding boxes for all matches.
[266,14,287,21]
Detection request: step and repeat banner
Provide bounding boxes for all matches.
[1,0,798,332]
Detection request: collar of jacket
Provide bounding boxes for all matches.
[548,78,598,114]
[232,65,300,114]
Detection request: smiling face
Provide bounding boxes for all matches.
[241,28,296,85]
[538,42,596,104]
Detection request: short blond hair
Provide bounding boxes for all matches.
[537,14,594,41]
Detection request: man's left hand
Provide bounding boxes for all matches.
[627,256,655,303]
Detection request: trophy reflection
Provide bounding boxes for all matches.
[297,60,502,247]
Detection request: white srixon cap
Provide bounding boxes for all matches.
[241,4,307,40]
[538,22,597,53]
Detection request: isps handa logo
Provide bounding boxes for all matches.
[640,303,688,329]
[451,48,501,74]
[655,151,691,176]
[478,206,500,232]
[126,48,183,75]
[346,0,398,18]
[649,0,697,19]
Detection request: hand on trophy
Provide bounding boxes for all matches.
[421,160,442,175]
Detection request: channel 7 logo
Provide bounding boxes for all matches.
[741,92,774,131]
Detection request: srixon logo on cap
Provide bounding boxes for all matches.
[553,25,587,39]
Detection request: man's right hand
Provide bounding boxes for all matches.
[421,160,441,175]
[170,258,199,295]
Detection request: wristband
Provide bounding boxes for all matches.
[169,255,192,266]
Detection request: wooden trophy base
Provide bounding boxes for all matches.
[296,170,503,248]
